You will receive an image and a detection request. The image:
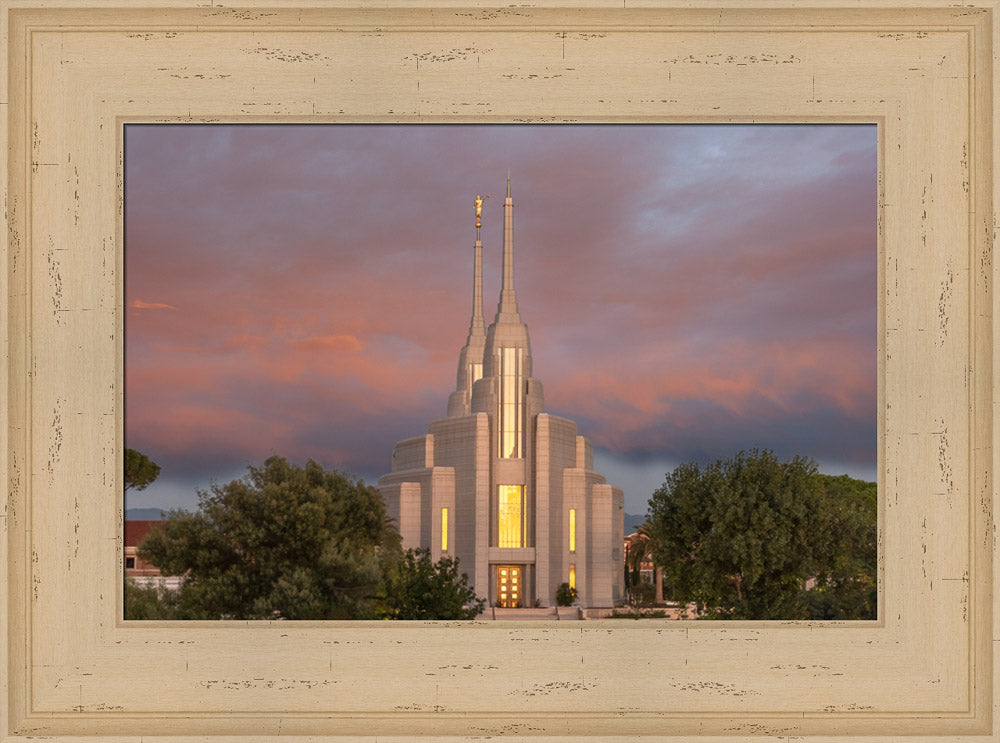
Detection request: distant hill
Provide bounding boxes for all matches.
[624,512,647,536]
[125,507,166,521]
[126,506,648,534]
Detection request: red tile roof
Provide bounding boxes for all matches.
[124,520,164,547]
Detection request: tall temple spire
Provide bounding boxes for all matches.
[497,173,519,319]
[476,174,533,397]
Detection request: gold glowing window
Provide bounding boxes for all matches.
[569,563,576,590]
[569,508,576,553]
[497,485,523,548]
[441,507,448,552]
[498,346,523,458]
[468,362,482,398]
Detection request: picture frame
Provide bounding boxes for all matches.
[1,2,995,740]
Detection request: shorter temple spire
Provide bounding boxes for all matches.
[447,194,488,417]
[469,195,485,337]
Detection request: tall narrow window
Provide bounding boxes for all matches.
[569,564,576,590]
[497,485,523,548]
[467,362,482,398]
[498,347,523,458]
[569,509,576,553]
[441,507,448,552]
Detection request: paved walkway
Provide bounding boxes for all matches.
[488,607,584,620]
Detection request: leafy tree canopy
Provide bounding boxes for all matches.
[137,455,400,620]
[645,449,876,620]
[124,578,180,620]
[124,448,161,492]
[803,473,877,619]
[555,582,577,607]
[380,548,484,620]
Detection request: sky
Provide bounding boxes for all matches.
[124,124,877,516]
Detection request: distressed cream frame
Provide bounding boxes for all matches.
[1,1,996,740]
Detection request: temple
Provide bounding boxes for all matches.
[377,180,624,609]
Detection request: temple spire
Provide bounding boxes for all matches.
[498,173,519,317]
[477,174,532,390]
[447,195,488,417]
[470,195,485,336]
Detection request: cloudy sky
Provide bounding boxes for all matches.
[124,124,877,515]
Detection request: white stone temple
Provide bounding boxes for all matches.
[378,179,624,609]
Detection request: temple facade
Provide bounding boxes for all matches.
[377,181,624,609]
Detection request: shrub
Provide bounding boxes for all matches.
[555,582,577,606]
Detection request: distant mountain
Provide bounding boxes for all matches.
[624,512,647,536]
[126,506,647,533]
[125,507,166,521]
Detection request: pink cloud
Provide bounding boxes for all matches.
[131,299,176,310]
[124,124,877,508]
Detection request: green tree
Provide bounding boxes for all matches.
[124,577,180,619]
[555,582,577,606]
[379,548,484,620]
[646,449,875,620]
[802,473,877,619]
[624,525,660,608]
[138,455,400,620]
[124,448,161,491]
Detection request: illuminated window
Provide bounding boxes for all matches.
[468,362,482,398]
[497,485,523,548]
[498,347,523,458]
[569,564,576,590]
[441,507,448,552]
[569,509,576,553]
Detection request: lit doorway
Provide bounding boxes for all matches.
[496,565,522,607]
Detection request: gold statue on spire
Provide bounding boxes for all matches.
[475,195,483,228]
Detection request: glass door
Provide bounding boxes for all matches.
[496,565,521,608]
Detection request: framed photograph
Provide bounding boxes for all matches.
[2,2,995,740]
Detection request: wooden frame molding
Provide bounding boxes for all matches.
[1,2,996,740]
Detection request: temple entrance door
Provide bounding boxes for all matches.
[496,565,522,608]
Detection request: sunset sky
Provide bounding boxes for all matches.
[124,124,877,515]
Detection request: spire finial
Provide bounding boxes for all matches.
[506,170,511,198]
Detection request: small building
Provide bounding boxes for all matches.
[378,182,624,608]
[124,520,182,590]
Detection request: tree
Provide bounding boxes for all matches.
[124,577,180,619]
[555,582,577,606]
[124,448,161,491]
[624,525,662,608]
[803,474,877,619]
[645,449,875,620]
[379,548,484,620]
[138,455,400,620]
